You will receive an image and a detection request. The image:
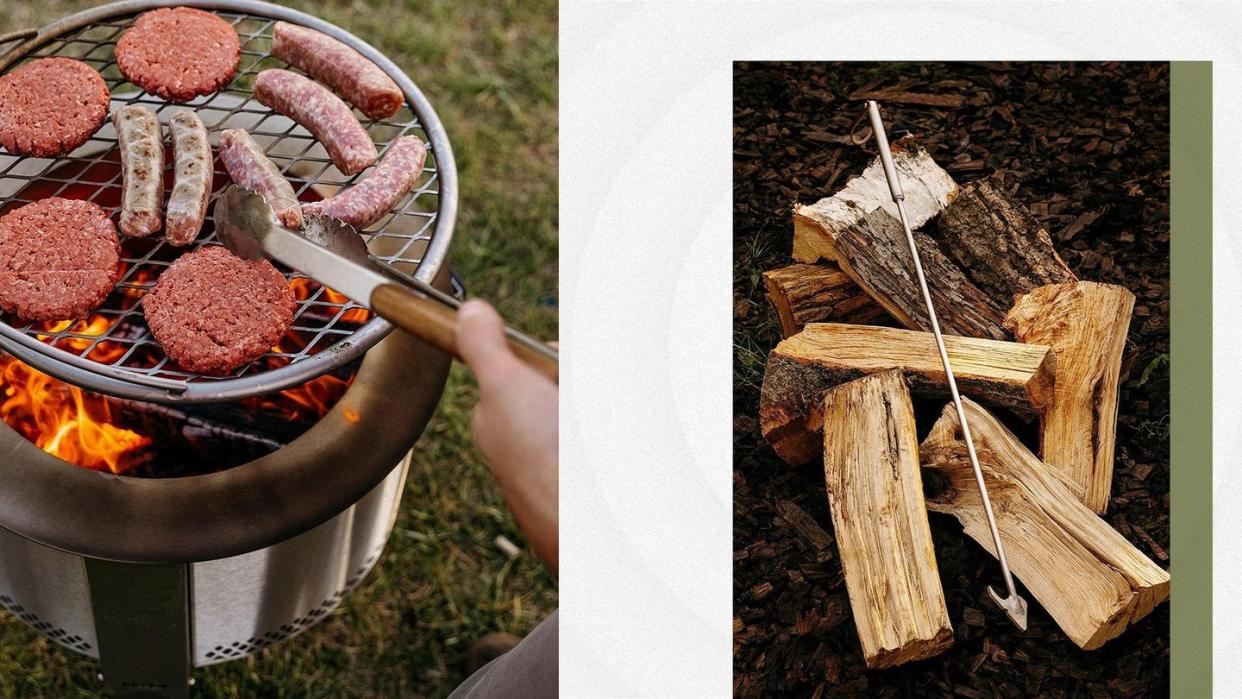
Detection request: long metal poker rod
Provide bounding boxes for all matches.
[865,101,1028,630]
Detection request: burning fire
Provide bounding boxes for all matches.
[243,372,352,422]
[289,278,371,324]
[0,300,360,474]
[0,157,362,475]
[1,316,150,474]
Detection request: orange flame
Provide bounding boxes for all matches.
[289,278,371,324]
[1,315,150,473]
[244,372,352,422]
[1,310,355,474]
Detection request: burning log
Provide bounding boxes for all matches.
[792,143,1009,341]
[937,180,1078,305]
[761,262,887,337]
[821,370,953,668]
[1003,282,1135,513]
[760,323,1055,466]
[920,399,1169,648]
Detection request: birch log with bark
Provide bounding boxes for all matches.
[760,323,1055,466]
[920,399,1169,648]
[762,262,888,336]
[1003,281,1135,513]
[821,370,953,668]
[792,145,1009,340]
[936,179,1078,306]
[793,141,957,265]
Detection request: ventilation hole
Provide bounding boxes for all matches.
[0,594,93,656]
[206,544,386,663]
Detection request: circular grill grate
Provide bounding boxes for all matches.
[0,1,456,403]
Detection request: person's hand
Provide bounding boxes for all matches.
[456,299,558,573]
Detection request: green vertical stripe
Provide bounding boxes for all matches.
[1170,60,1212,698]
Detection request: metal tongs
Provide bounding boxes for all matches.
[865,101,1028,630]
[214,186,558,382]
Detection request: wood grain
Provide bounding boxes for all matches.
[760,323,1055,466]
[762,262,887,336]
[920,399,1169,649]
[821,370,953,668]
[1003,282,1134,512]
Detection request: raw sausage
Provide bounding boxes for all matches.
[271,22,403,120]
[113,105,164,237]
[165,111,212,246]
[253,69,377,176]
[302,136,426,229]
[218,129,303,229]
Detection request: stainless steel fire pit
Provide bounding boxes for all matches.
[0,2,460,696]
[0,327,452,695]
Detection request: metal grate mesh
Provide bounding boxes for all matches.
[0,8,443,395]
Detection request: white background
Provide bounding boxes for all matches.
[559,2,1240,696]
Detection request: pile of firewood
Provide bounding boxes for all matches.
[756,140,1169,669]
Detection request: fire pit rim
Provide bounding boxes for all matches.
[0,327,451,564]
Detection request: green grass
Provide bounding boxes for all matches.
[0,1,557,696]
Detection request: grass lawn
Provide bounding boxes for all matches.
[0,1,558,696]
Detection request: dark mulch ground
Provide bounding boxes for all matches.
[733,62,1170,698]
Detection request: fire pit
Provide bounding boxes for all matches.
[0,2,460,696]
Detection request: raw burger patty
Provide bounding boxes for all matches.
[115,8,240,102]
[144,246,295,375]
[0,58,110,157]
[0,198,121,321]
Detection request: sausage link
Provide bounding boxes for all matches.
[218,129,303,229]
[165,111,212,245]
[253,69,377,176]
[271,22,403,120]
[302,136,426,229]
[113,105,164,237]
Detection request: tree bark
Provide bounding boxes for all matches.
[762,262,888,337]
[920,399,1169,649]
[792,146,1008,340]
[1003,282,1135,513]
[794,204,1010,340]
[821,370,953,668]
[792,141,956,266]
[937,179,1077,306]
[760,323,1055,466]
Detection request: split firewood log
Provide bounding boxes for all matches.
[760,323,1055,466]
[920,399,1169,649]
[1003,281,1136,513]
[821,370,953,668]
[762,262,888,336]
[793,141,956,265]
[937,179,1078,306]
[792,144,1008,340]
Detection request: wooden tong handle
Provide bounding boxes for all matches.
[370,283,559,382]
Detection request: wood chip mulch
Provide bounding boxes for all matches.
[733,62,1169,698]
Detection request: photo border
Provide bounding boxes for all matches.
[1171,59,1212,698]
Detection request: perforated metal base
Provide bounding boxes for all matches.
[0,452,409,669]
